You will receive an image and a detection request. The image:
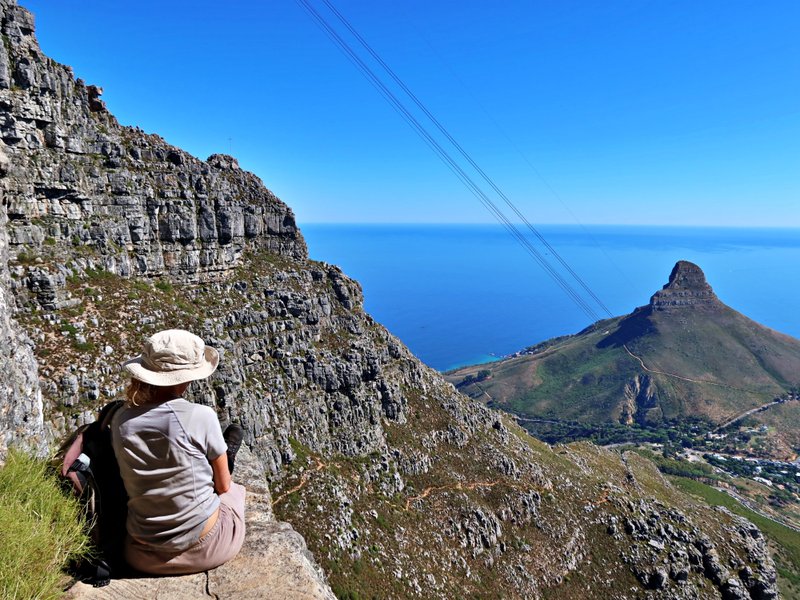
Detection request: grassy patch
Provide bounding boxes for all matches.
[288,437,311,463]
[14,250,37,265]
[85,268,114,280]
[73,341,96,353]
[632,448,718,480]
[154,280,173,293]
[331,582,363,600]
[0,450,90,599]
[60,323,79,336]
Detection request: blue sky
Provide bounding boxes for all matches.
[22,0,800,226]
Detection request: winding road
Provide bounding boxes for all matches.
[712,399,786,433]
[716,485,800,533]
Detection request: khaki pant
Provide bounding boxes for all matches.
[125,483,246,575]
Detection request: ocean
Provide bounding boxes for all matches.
[301,224,800,372]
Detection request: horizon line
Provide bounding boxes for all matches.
[298,221,800,230]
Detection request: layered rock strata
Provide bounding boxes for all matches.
[0,0,304,288]
[650,260,720,311]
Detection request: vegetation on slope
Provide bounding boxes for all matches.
[671,476,800,599]
[450,302,800,427]
[0,450,89,599]
[273,370,778,599]
[447,307,800,461]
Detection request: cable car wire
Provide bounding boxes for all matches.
[319,0,613,319]
[295,0,604,322]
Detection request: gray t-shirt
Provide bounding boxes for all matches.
[112,398,228,550]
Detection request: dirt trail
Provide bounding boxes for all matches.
[591,489,610,507]
[404,479,538,511]
[405,480,501,510]
[623,344,790,428]
[623,344,773,394]
[272,456,536,515]
[272,458,327,508]
[474,382,494,402]
[623,344,730,386]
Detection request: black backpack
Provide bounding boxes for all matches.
[58,400,129,587]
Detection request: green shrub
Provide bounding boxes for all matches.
[0,449,90,599]
[155,280,173,293]
[60,323,78,336]
[15,251,36,265]
[85,268,113,280]
[73,341,96,353]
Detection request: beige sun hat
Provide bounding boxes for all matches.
[123,329,219,386]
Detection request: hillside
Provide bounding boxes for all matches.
[448,261,800,433]
[0,2,783,598]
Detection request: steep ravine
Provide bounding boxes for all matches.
[0,1,781,598]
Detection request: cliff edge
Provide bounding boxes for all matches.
[66,448,335,600]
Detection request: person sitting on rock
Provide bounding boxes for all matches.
[112,329,246,575]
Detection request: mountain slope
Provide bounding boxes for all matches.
[0,3,782,598]
[449,261,800,429]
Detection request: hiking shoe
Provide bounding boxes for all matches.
[223,423,244,474]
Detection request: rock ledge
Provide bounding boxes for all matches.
[66,448,335,600]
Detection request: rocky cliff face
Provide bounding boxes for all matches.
[0,138,44,459]
[0,2,782,598]
[650,260,720,311]
[0,0,304,287]
[620,374,660,426]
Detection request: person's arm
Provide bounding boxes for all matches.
[211,453,231,495]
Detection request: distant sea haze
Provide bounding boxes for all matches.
[301,224,800,372]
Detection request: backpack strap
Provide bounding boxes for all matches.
[59,426,90,494]
[63,401,123,494]
[98,400,125,431]
[66,453,91,495]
